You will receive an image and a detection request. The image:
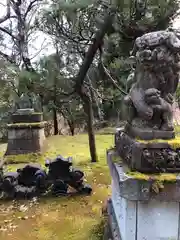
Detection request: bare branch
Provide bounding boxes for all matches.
[75,9,116,93]
[0,0,11,24]
[30,39,47,60]
[86,75,113,101]
[0,27,18,40]
[15,0,22,7]
[8,79,20,96]
[86,74,104,120]
[24,0,39,19]
[101,62,128,95]
[0,3,7,7]
[0,50,16,64]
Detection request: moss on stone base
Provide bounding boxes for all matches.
[137,136,180,149]
[111,154,177,183]
[126,171,177,183]
[127,171,177,194]
[7,121,46,129]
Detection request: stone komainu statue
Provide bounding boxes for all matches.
[124,30,180,135]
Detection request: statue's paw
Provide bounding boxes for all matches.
[161,123,174,131]
[145,88,160,97]
[165,94,174,104]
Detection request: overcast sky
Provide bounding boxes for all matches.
[0,0,54,62]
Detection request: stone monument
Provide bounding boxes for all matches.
[5,93,46,155]
[105,30,180,240]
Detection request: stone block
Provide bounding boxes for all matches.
[5,121,46,155]
[16,108,34,114]
[5,137,44,155]
[107,150,180,240]
[115,129,180,173]
[125,123,175,140]
[8,128,33,140]
[105,199,121,240]
[12,112,43,123]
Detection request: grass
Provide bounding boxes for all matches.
[0,133,114,240]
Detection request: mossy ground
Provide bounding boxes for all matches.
[0,133,113,240]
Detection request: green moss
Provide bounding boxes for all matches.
[137,136,180,149]
[127,171,177,195]
[0,134,113,240]
[126,171,150,180]
[112,155,121,164]
[4,152,44,164]
[90,216,107,240]
[127,171,177,182]
[7,121,46,128]
[31,112,43,115]
[16,112,43,115]
[151,180,164,193]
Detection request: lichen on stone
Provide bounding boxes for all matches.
[7,121,46,129]
[151,180,164,194]
[127,171,177,183]
[137,137,180,149]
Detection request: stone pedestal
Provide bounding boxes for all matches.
[106,149,180,240]
[5,109,46,155]
[115,128,180,173]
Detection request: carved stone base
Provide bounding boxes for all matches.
[115,129,180,173]
[104,199,121,240]
[12,112,43,123]
[106,150,180,240]
[5,123,46,155]
[125,123,175,140]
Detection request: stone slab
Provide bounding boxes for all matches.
[137,200,180,240]
[105,198,122,240]
[112,181,136,240]
[107,150,180,240]
[16,109,34,114]
[7,122,46,129]
[107,150,180,201]
[12,113,43,123]
[5,128,45,155]
[125,123,175,140]
[8,128,44,140]
[115,129,180,173]
[110,192,180,240]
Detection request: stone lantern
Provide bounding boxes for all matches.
[5,93,46,155]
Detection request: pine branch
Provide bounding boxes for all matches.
[75,8,116,93]
[101,62,128,95]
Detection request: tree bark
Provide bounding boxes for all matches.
[68,120,75,136]
[53,107,58,135]
[75,10,115,89]
[74,9,115,162]
[82,94,97,162]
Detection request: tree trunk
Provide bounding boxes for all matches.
[70,126,75,136]
[53,107,58,135]
[74,9,115,162]
[67,120,75,136]
[82,94,97,162]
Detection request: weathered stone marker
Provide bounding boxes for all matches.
[5,94,46,155]
[105,30,180,240]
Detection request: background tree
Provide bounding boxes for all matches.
[0,0,179,162]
